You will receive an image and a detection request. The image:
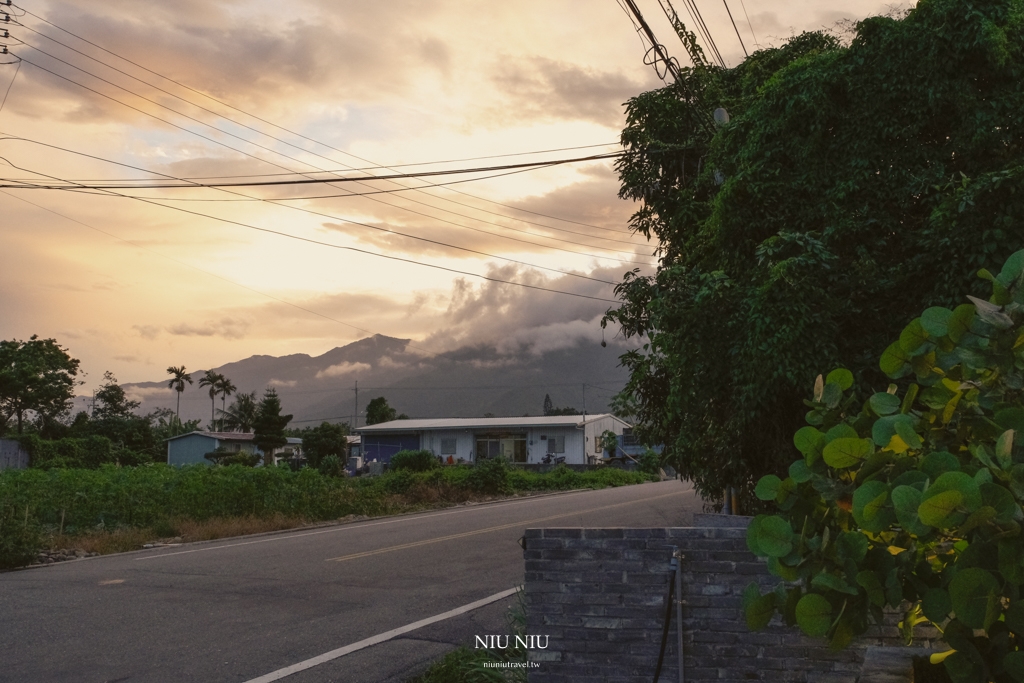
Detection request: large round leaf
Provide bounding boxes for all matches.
[921,588,952,622]
[789,459,812,484]
[920,451,960,478]
[755,475,782,501]
[996,408,1024,433]
[824,437,873,469]
[750,515,793,558]
[921,307,953,338]
[1006,601,1024,637]
[947,304,975,343]
[980,483,1019,524]
[795,593,833,637]
[794,427,827,463]
[918,490,965,528]
[872,414,915,448]
[927,471,982,511]
[869,392,901,416]
[899,318,929,354]
[745,592,776,630]
[949,567,1000,630]
[1003,651,1024,683]
[891,485,930,535]
[880,341,912,378]
[853,480,891,532]
[826,368,854,390]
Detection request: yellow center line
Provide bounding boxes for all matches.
[325,489,686,563]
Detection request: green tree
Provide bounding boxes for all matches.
[215,375,236,431]
[93,371,139,420]
[198,370,224,431]
[604,0,1024,503]
[219,391,258,433]
[300,421,349,469]
[0,336,80,434]
[365,396,398,425]
[166,365,192,431]
[87,371,156,461]
[253,388,292,467]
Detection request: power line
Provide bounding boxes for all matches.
[0,147,623,303]
[721,0,749,57]
[12,7,641,239]
[737,0,759,49]
[9,51,651,261]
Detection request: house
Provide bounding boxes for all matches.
[165,431,302,466]
[355,414,631,466]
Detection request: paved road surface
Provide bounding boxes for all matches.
[0,479,702,682]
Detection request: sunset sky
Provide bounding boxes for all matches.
[0,0,910,390]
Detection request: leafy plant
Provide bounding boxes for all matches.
[468,457,512,495]
[390,449,440,473]
[744,251,1024,683]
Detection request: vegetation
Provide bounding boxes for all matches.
[0,461,654,568]
[390,449,440,472]
[542,394,580,416]
[219,391,258,433]
[165,365,192,430]
[252,388,292,466]
[604,0,1024,504]
[365,396,407,425]
[744,251,1024,683]
[0,336,80,435]
[291,421,350,469]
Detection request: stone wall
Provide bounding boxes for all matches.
[522,516,939,683]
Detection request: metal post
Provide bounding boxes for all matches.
[674,548,685,683]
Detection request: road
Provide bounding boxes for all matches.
[0,479,701,683]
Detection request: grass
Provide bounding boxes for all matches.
[1,461,658,568]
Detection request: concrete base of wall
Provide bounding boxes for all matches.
[523,520,939,683]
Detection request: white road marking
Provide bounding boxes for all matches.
[242,587,520,683]
[134,482,689,561]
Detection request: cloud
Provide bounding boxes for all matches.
[113,355,139,362]
[268,378,297,387]
[316,361,371,378]
[167,317,250,340]
[133,325,161,340]
[124,385,173,402]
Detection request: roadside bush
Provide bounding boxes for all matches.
[380,469,415,495]
[467,457,512,495]
[390,449,440,472]
[0,503,42,569]
[744,251,1024,683]
[637,449,662,476]
[317,454,345,478]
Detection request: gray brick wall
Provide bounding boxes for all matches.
[523,517,939,683]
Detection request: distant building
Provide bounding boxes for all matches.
[165,431,302,466]
[355,414,630,466]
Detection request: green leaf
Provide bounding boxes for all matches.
[980,483,1019,524]
[825,423,859,442]
[921,588,952,622]
[891,485,930,535]
[944,651,985,683]
[767,555,799,581]
[789,459,812,484]
[821,382,842,409]
[811,571,858,595]
[1006,601,1024,636]
[899,318,930,353]
[900,383,920,414]
[996,429,1015,469]
[928,471,983,511]
[795,593,833,637]
[995,408,1024,433]
[997,249,1024,286]
[752,516,793,558]
[872,414,915,448]
[823,437,873,469]
[1011,465,1024,499]
[869,392,901,416]
[881,341,912,378]
[894,419,923,450]
[755,475,782,501]
[949,567,1001,630]
[999,539,1024,584]
[836,531,868,562]
[856,571,885,607]
[919,490,964,528]
[825,368,854,390]
[794,427,827,464]
[921,307,954,338]
[921,451,960,478]
[947,304,976,343]
[742,581,760,610]
[745,592,776,631]
[853,480,891,532]
[1003,651,1024,683]
[746,515,767,555]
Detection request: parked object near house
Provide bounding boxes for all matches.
[356,414,630,466]
[0,439,29,470]
[165,431,301,466]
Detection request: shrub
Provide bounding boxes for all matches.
[467,457,512,495]
[390,449,440,472]
[744,250,1024,683]
[637,448,662,476]
[317,454,345,478]
[380,469,415,495]
[0,503,42,569]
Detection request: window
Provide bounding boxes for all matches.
[476,434,527,463]
[546,435,565,454]
[440,438,457,455]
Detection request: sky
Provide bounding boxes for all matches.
[0,0,912,390]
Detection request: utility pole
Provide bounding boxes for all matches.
[582,384,587,417]
[351,381,358,429]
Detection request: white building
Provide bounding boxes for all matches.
[355,414,630,466]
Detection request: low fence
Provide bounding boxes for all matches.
[522,515,939,683]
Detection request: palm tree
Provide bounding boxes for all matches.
[166,366,193,432]
[218,391,258,433]
[198,370,223,431]
[215,375,236,431]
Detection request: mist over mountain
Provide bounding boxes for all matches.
[112,335,631,427]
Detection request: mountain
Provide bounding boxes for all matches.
[118,335,632,427]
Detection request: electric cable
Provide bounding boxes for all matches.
[0,150,623,303]
[737,0,759,48]
[12,6,639,239]
[722,0,749,57]
[10,50,650,260]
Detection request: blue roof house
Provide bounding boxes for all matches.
[165,431,301,466]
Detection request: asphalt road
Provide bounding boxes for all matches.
[0,479,702,683]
